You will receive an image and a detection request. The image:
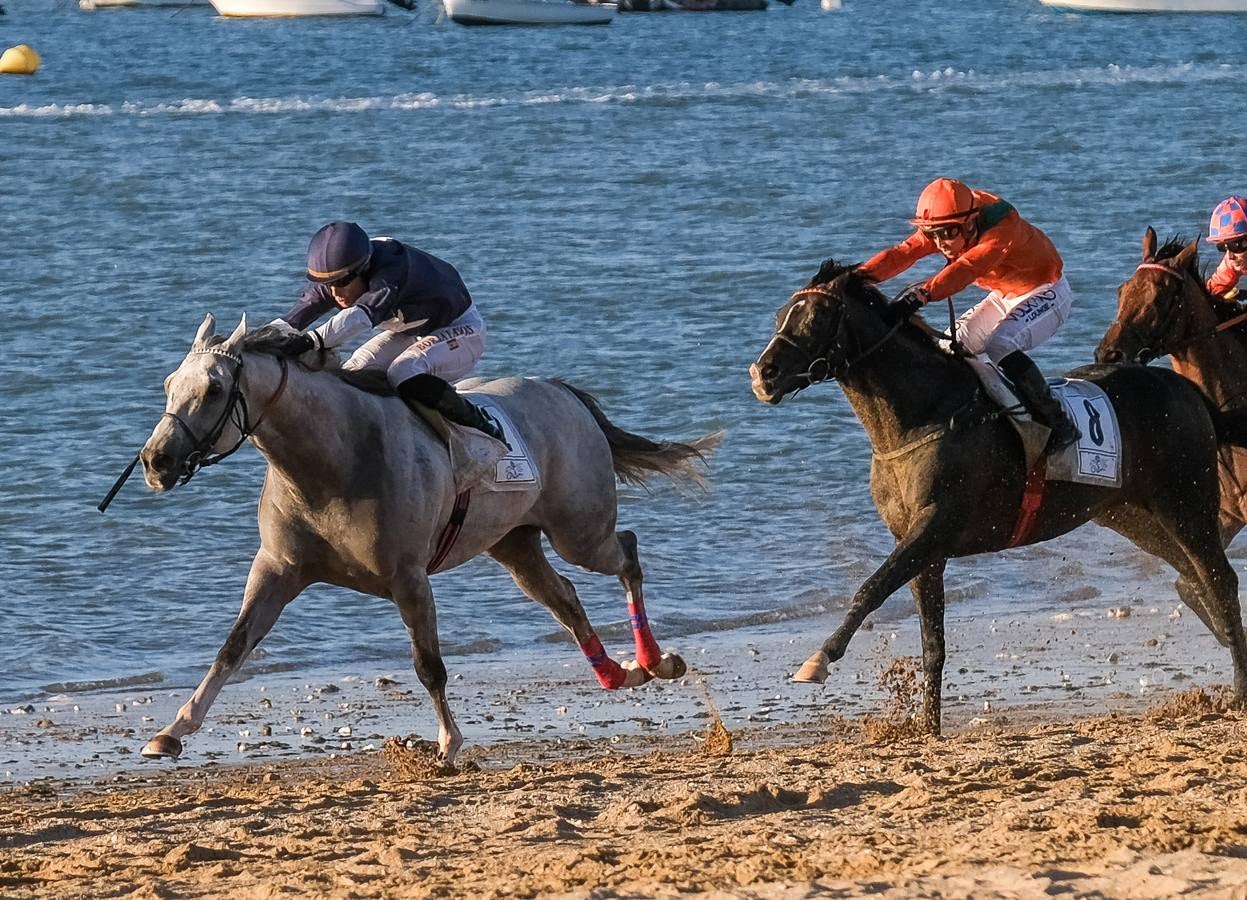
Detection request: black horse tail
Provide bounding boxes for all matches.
[554,379,722,488]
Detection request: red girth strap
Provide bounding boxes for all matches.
[1006,456,1047,549]
[428,491,471,573]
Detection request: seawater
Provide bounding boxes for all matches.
[0,0,1239,703]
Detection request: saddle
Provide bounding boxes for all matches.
[964,357,1122,488]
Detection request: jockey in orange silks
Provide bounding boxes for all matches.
[1206,196,1247,301]
[857,177,1079,451]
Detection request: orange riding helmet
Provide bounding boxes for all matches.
[908,178,979,226]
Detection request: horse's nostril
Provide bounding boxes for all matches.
[1102,349,1123,364]
[761,364,776,380]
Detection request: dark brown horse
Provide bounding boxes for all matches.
[749,259,1247,732]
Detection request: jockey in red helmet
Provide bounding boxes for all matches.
[278,221,506,445]
[1206,196,1247,300]
[856,178,1079,452]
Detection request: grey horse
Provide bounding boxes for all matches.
[137,314,718,765]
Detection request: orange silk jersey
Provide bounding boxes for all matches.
[859,190,1064,302]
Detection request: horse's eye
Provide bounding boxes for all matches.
[206,379,223,398]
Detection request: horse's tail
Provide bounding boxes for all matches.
[554,380,723,488]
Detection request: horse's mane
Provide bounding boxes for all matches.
[226,327,399,396]
[1147,234,1243,324]
[784,258,941,352]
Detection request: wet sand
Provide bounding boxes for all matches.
[5,600,1247,897]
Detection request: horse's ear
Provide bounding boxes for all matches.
[221,313,248,352]
[192,313,216,349]
[1174,239,1200,272]
[1142,227,1158,263]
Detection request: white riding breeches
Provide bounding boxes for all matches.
[953,275,1073,363]
[342,304,487,387]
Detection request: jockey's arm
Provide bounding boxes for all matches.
[310,284,400,349]
[857,231,935,284]
[281,283,335,331]
[923,231,1011,302]
[1207,255,1245,300]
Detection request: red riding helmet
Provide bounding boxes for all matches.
[306,221,372,284]
[909,178,979,226]
[1207,196,1247,245]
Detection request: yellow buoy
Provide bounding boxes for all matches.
[0,44,41,76]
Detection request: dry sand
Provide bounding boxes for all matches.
[5,602,1247,897]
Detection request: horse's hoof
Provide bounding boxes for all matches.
[621,660,655,688]
[141,734,183,759]
[645,652,687,680]
[792,651,831,685]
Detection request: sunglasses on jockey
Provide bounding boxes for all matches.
[919,221,967,241]
[1216,237,1247,255]
[324,268,364,289]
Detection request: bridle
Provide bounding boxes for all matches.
[160,347,289,485]
[1113,262,1247,364]
[756,284,906,391]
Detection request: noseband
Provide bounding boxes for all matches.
[161,348,289,485]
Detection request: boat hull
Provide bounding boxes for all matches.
[1040,0,1247,10]
[210,0,384,15]
[444,0,614,24]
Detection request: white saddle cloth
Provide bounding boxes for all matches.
[442,394,541,494]
[965,357,1122,488]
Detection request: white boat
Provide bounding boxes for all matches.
[1040,0,1247,10]
[444,0,614,24]
[210,0,385,15]
[80,0,208,8]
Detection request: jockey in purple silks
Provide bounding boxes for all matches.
[278,220,506,444]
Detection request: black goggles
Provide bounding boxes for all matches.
[920,222,965,241]
[1216,237,1247,255]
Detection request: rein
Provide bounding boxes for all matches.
[98,350,290,512]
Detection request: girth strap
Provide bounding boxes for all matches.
[1006,455,1048,548]
[428,491,471,574]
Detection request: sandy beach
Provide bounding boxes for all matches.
[5,598,1247,897]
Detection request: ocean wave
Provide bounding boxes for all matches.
[1,62,1236,120]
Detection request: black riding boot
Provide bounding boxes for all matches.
[396,373,509,447]
[999,350,1080,452]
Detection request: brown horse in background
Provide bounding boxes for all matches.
[749,259,1247,733]
[1096,228,1247,544]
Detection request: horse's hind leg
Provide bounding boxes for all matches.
[1105,504,1247,698]
[1101,507,1231,646]
[1101,505,1234,646]
[143,552,304,760]
[393,570,463,766]
[488,526,651,690]
[548,527,686,681]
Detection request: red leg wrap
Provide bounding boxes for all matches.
[628,596,663,671]
[580,635,627,690]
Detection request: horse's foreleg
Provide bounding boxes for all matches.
[490,526,650,690]
[794,508,943,684]
[910,561,948,735]
[142,553,303,760]
[616,530,686,680]
[394,572,462,766]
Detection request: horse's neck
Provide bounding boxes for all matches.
[1172,280,1247,410]
[240,355,390,490]
[836,320,973,452]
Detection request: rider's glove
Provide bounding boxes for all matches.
[285,331,323,356]
[886,286,929,322]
